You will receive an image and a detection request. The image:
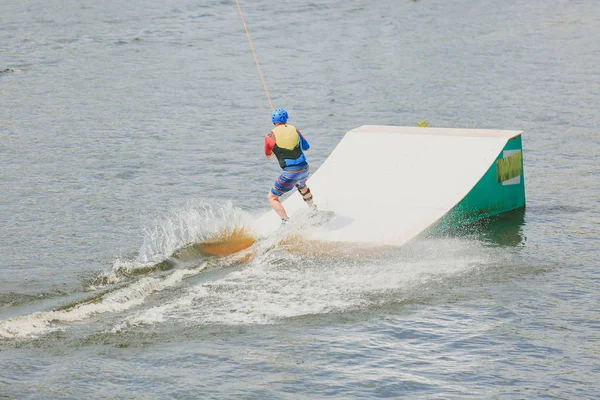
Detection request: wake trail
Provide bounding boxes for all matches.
[0,266,206,340]
[0,200,257,340]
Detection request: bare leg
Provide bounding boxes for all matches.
[268,192,289,220]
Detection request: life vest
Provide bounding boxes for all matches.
[271,124,305,169]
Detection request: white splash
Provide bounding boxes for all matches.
[136,200,253,264]
[93,200,254,287]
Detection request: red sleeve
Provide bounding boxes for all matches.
[264,132,276,156]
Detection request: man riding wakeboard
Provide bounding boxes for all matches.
[264,108,316,224]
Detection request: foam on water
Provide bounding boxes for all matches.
[0,268,204,340]
[112,237,492,331]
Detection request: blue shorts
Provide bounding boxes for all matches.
[271,166,310,197]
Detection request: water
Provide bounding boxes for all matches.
[1,0,599,398]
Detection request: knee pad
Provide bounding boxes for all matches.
[296,185,312,202]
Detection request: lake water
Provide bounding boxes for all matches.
[1,0,599,398]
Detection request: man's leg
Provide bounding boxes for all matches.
[296,184,315,207]
[270,170,298,221]
[268,192,289,220]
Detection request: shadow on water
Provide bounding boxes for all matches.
[431,208,527,247]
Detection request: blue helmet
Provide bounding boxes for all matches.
[271,108,288,124]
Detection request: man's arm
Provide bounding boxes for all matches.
[298,130,311,153]
[264,133,276,158]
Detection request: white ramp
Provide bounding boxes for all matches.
[254,125,525,247]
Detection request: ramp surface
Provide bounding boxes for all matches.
[253,125,524,247]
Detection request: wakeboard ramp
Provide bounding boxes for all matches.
[253,125,525,248]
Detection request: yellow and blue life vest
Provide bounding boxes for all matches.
[271,124,308,170]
